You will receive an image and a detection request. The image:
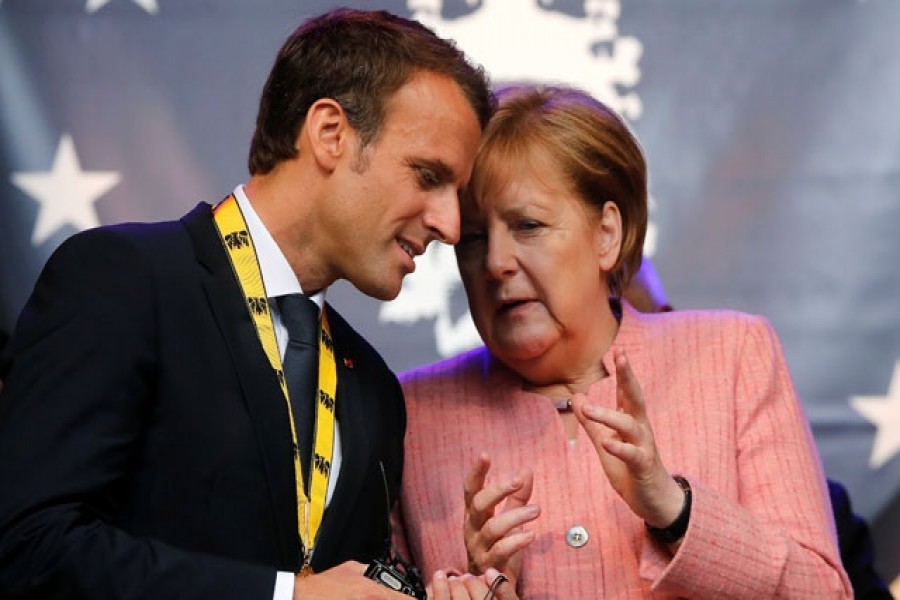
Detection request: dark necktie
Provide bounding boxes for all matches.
[277,294,320,492]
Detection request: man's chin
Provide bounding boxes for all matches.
[353,276,402,302]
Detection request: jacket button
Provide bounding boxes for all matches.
[566,525,589,548]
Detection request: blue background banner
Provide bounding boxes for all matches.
[2,0,898,587]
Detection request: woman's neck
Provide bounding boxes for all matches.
[518,305,620,399]
[521,360,609,399]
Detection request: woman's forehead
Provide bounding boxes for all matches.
[473,141,564,203]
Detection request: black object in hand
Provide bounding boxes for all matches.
[365,552,427,599]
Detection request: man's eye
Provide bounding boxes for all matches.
[416,167,440,188]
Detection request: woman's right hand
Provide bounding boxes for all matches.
[462,454,540,589]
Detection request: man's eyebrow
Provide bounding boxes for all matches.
[409,158,455,182]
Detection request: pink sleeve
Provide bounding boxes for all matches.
[640,316,852,598]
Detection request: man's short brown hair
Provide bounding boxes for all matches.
[248,8,494,175]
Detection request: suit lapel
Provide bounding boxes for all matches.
[182,212,384,568]
[181,203,298,568]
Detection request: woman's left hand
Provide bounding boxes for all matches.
[462,454,537,585]
[571,347,685,528]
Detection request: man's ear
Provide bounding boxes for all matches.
[302,98,351,172]
[595,200,623,272]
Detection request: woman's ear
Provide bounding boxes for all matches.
[302,98,352,172]
[595,200,623,272]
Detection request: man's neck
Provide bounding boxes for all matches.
[243,173,333,295]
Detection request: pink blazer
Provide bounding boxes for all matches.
[397,304,851,598]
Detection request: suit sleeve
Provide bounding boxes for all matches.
[0,230,276,599]
[640,315,853,598]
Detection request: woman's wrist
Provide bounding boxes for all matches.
[645,476,692,544]
[642,474,687,528]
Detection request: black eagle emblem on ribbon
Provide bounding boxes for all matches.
[313,453,331,476]
[318,390,335,412]
[247,296,268,315]
[224,230,250,249]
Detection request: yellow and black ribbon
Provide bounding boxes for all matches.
[213,195,336,568]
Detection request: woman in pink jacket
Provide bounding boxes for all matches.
[397,85,851,599]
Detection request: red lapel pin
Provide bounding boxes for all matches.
[343,357,354,369]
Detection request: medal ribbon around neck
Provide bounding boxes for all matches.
[213,195,337,567]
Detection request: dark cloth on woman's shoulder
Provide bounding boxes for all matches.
[829,479,894,599]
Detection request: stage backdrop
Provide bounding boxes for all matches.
[1,0,898,586]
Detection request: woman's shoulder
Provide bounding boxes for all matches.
[622,302,777,349]
[626,301,770,329]
[399,345,492,388]
[399,346,510,413]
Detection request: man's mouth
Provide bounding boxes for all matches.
[397,238,420,260]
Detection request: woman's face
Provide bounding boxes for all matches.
[456,157,620,375]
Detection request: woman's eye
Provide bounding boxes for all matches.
[517,219,542,231]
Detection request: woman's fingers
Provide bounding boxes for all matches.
[429,570,451,599]
[466,493,539,571]
[475,505,539,544]
[427,568,519,600]
[484,568,518,600]
[581,403,640,442]
[504,468,534,511]
[600,436,644,466]
[614,348,647,420]
[462,570,519,600]
[467,473,527,530]
[463,454,492,510]
[463,459,538,577]
[478,528,536,567]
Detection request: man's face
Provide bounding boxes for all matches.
[321,71,482,300]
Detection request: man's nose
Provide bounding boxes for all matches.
[423,191,461,245]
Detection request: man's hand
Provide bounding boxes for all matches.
[293,560,412,599]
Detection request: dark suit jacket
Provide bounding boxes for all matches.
[0,203,406,599]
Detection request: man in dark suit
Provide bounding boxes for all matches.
[0,9,493,599]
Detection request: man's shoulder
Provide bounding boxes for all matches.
[53,202,211,258]
[29,203,216,302]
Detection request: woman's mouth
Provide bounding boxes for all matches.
[497,298,534,315]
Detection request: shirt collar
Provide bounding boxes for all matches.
[232,184,325,311]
